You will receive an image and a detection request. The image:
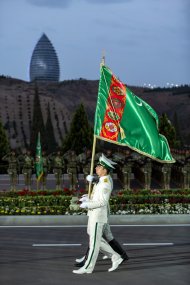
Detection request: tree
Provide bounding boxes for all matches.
[173,111,182,147]
[45,103,57,154]
[0,119,10,173]
[30,85,45,154]
[159,113,177,148]
[62,104,93,154]
[185,133,190,146]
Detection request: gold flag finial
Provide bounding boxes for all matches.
[100,50,105,67]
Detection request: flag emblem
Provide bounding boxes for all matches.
[105,122,117,132]
[110,98,124,109]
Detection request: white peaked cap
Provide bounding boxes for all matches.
[102,153,117,165]
[98,153,117,170]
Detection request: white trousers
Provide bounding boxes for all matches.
[84,219,120,271]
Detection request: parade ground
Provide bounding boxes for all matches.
[0,173,169,191]
[0,173,120,191]
[0,173,133,192]
[0,174,84,191]
[0,222,190,285]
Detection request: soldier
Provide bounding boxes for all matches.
[94,152,101,166]
[50,150,65,190]
[139,157,152,190]
[65,150,79,191]
[181,158,190,189]
[172,150,184,185]
[2,149,19,191]
[73,154,124,274]
[112,148,125,165]
[78,149,92,191]
[78,147,87,173]
[161,163,172,190]
[120,149,133,190]
[144,158,152,190]
[19,150,34,190]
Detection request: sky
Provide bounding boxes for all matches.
[0,0,189,87]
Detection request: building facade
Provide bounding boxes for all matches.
[29,33,60,82]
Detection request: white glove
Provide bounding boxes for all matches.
[80,202,88,209]
[79,195,89,202]
[86,175,94,182]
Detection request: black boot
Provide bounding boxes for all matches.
[109,239,129,261]
[75,260,85,267]
[74,247,89,267]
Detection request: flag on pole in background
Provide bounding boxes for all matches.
[94,65,175,163]
[35,132,43,181]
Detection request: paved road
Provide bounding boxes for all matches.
[0,225,189,285]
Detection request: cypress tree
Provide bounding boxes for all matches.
[173,111,182,147]
[30,85,45,154]
[62,104,93,154]
[0,119,10,173]
[45,103,57,154]
[159,113,177,148]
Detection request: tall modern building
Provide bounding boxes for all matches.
[29,33,60,82]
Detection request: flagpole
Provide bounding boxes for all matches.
[101,50,105,66]
[88,135,97,198]
[87,54,105,197]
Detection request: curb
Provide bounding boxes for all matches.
[0,214,189,226]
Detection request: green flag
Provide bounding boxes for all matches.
[94,65,175,163]
[35,132,43,181]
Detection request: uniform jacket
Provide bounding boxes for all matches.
[87,175,113,224]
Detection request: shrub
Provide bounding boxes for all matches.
[0,188,190,215]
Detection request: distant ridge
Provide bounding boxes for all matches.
[0,76,189,149]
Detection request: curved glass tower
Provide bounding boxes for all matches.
[30,33,60,82]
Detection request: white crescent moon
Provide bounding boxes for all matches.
[135,96,143,106]
[136,101,142,106]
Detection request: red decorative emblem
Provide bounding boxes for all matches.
[105,122,117,133]
[110,98,124,109]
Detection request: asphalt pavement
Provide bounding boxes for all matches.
[0,224,190,285]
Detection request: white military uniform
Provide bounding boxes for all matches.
[83,175,120,272]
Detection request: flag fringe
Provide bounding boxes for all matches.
[95,135,175,163]
[119,126,126,140]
